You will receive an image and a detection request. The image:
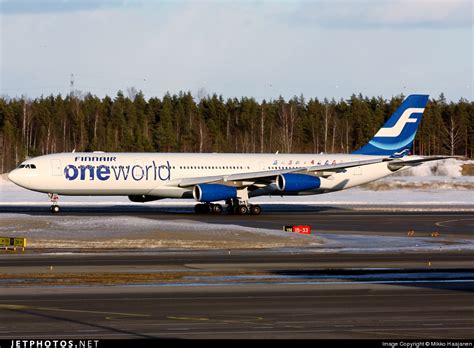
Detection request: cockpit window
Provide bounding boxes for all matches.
[18,164,36,169]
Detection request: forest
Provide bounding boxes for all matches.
[0,90,473,173]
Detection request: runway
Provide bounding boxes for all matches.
[0,275,473,339]
[0,250,473,339]
[1,204,474,237]
[160,210,474,237]
[1,207,473,339]
[1,250,474,268]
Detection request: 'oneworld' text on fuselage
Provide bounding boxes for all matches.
[64,160,171,181]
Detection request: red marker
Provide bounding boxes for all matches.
[292,225,311,234]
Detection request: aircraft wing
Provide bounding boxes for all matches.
[175,158,387,188]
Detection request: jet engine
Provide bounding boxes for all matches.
[276,173,321,192]
[193,184,237,202]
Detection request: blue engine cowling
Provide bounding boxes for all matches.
[276,173,321,192]
[193,184,238,202]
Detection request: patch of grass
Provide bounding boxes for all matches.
[461,164,474,176]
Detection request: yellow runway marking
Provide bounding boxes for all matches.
[167,315,263,323]
[0,304,150,317]
[435,218,474,228]
[0,305,29,310]
[167,316,210,321]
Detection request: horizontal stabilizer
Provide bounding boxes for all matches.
[387,156,458,170]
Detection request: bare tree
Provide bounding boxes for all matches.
[196,87,208,102]
[127,86,139,100]
[444,115,462,156]
[323,100,332,153]
[260,105,265,153]
[277,102,298,153]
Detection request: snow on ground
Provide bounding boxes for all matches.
[0,213,472,252]
[313,232,474,253]
[0,213,321,249]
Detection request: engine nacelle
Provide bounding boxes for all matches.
[276,173,321,192]
[128,195,162,203]
[193,184,237,202]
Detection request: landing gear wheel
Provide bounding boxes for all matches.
[211,204,223,214]
[194,204,207,214]
[48,193,60,214]
[250,205,262,215]
[237,205,248,215]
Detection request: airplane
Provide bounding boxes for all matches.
[7,94,449,215]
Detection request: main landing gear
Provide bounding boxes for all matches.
[194,200,262,215]
[48,193,60,213]
[194,203,223,214]
[227,197,262,215]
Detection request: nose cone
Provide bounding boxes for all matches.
[7,168,30,189]
[7,169,19,184]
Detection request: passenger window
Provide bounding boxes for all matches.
[31,164,36,169]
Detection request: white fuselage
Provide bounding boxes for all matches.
[7,152,404,199]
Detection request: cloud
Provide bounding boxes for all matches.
[0,0,126,15]
[293,0,473,29]
[0,0,472,101]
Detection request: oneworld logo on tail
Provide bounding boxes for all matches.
[353,94,429,156]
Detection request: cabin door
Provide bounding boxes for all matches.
[51,159,62,176]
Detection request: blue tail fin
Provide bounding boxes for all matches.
[353,94,429,156]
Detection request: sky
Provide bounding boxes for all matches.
[0,0,473,101]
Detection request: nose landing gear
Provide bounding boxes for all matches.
[48,193,60,214]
